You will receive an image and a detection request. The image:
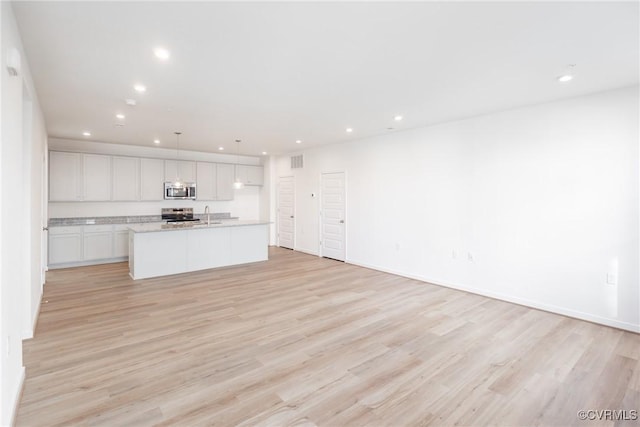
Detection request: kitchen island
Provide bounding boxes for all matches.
[128,220,270,280]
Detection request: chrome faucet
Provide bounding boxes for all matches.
[204,205,210,225]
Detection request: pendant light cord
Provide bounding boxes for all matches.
[174,132,182,185]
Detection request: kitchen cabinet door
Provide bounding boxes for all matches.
[49,227,82,264]
[140,158,165,200]
[83,154,112,201]
[245,165,264,186]
[196,161,217,200]
[165,160,196,183]
[49,151,82,201]
[112,156,139,201]
[216,163,235,201]
[235,165,264,186]
[83,225,114,260]
[113,226,129,257]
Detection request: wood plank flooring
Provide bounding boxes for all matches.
[16,247,640,426]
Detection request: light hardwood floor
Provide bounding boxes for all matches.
[16,247,640,426]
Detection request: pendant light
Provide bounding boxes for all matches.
[233,139,244,189]
[174,131,183,187]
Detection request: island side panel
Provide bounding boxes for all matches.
[131,229,189,279]
[230,224,269,265]
[186,227,232,271]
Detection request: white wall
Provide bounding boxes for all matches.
[259,156,278,245]
[1,2,48,425]
[275,86,639,332]
[47,138,265,221]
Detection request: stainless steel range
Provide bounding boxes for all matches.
[161,208,200,223]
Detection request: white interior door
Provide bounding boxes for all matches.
[278,176,295,249]
[321,172,345,261]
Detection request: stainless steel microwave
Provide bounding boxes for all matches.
[164,182,196,200]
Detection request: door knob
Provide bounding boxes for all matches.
[290,215,294,218]
[42,227,49,231]
[339,220,344,224]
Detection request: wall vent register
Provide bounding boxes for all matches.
[291,154,304,169]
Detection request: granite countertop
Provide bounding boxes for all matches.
[128,220,271,233]
[49,213,237,226]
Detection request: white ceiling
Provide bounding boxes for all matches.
[12,1,639,157]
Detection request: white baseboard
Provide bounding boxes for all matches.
[48,256,128,270]
[22,296,42,340]
[347,258,640,334]
[6,366,25,427]
[295,247,320,257]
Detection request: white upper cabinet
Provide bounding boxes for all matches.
[235,165,264,186]
[216,163,235,201]
[49,151,82,201]
[246,165,264,186]
[49,151,259,203]
[196,161,217,200]
[164,160,196,183]
[112,156,139,201]
[140,158,165,201]
[49,151,112,201]
[83,154,112,201]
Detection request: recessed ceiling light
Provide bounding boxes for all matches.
[394,115,403,121]
[218,146,224,151]
[82,131,91,137]
[262,151,268,155]
[557,64,576,83]
[115,113,125,119]
[346,128,353,133]
[154,47,170,60]
[133,84,146,93]
[295,140,302,144]
[153,139,160,144]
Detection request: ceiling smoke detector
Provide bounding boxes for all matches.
[125,98,137,106]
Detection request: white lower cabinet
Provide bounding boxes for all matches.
[49,223,150,268]
[83,225,114,260]
[113,224,130,258]
[49,227,82,264]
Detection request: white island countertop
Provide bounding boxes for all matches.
[128,219,271,233]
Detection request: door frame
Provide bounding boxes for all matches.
[277,175,295,249]
[319,170,347,261]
